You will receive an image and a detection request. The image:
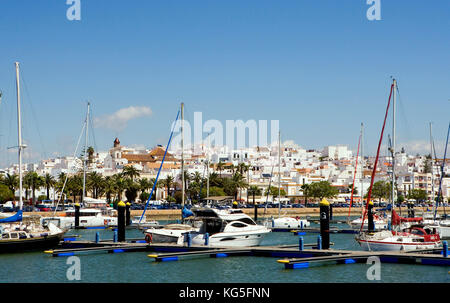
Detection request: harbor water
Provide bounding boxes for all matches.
[1,217,449,283]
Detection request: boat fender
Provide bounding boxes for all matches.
[145,234,152,243]
[104,219,108,226]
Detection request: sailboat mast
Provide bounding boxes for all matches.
[82,102,90,203]
[181,102,185,207]
[207,132,210,198]
[391,79,397,219]
[360,123,364,205]
[429,122,435,212]
[278,130,281,216]
[15,62,23,210]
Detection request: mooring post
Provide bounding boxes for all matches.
[329,202,333,221]
[186,233,192,247]
[443,241,448,258]
[299,236,304,251]
[95,232,100,243]
[407,201,411,218]
[271,217,275,228]
[74,203,80,229]
[410,201,415,218]
[300,221,303,230]
[319,198,330,249]
[113,230,118,242]
[253,192,257,222]
[117,201,126,242]
[368,201,375,232]
[204,233,209,246]
[317,235,322,250]
[125,202,131,226]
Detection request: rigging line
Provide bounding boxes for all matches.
[20,70,49,161]
[139,109,181,224]
[435,122,450,219]
[52,121,87,216]
[264,160,276,216]
[88,105,98,152]
[395,82,412,145]
[347,128,361,223]
[360,83,394,233]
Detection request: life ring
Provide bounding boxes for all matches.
[145,234,153,243]
[104,219,108,226]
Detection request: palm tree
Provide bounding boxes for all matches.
[27,172,44,205]
[3,173,18,195]
[248,185,262,205]
[122,166,141,182]
[217,161,225,177]
[301,184,311,206]
[232,172,248,201]
[113,173,127,201]
[87,172,104,199]
[87,146,95,164]
[103,176,117,203]
[67,174,83,203]
[44,173,56,200]
[162,175,174,202]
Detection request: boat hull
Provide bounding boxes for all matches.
[0,233,64,253]
[191,230,270,247]
[357,238,440,251]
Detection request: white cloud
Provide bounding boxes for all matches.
[389,140,447,156]
[94,106,152,132]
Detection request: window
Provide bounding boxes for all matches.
[2,234,10,239]
[10,233,18,239]
[236,218,256,225]
[230,222,247,228]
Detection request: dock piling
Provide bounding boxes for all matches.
[319,198,330,249]
[74,203,80,229]
[317,235,322,250]
[368,201,374,232]
[204,233,209,246]
[299,236,304,251]
[113,230,118,242]
[126,202,131,226]
[117,201,126,242]
[186,233,192,247]
[95,232,100,243]
[443,241,448,258]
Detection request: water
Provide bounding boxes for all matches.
[1,217,449,283]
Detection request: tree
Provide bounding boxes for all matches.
[2,173,18,195]
[87,172,104,199]
[44,173,56,200]
[309,181,339,201]
[122,166,141,182]
[162,176,174,203]
[301,184,311,206]
[217,161,225,177]
[265,186,287,197]
[247,185,262,205]
[407,189,427,204]
[371,181,390,202]
[87,146,95,164]
[26,172,44,205]
[0,184,14,203]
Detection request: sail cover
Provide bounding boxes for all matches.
[391,210,422,226]
[0,210,23,223]
[182,207,194,219]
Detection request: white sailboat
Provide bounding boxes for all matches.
[41,103,117,229]
[1,62,64,253]
[265,131,310,230]
[356,79,441,251]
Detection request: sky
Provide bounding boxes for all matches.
[0,0,449,167]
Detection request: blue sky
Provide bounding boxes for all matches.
[0,0,449,167]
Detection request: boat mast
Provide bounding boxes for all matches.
[206,132,210,198]
[391,79,397,222]
[360,123,364,207]
[181,102,185,208]
[15,62,23,210]
[82,102,90,203]
[278,130,281,216]
[429,122,435,216]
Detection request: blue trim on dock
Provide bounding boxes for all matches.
[215,253,228,258]
[161,257,178,262]
[291,262,309,269]
[57,252,75,257]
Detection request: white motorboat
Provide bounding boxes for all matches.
[265,216,310,230]
[144,208,271,247]
[131,215,160,229]
[41,207,118,229]
[349,215,389,231]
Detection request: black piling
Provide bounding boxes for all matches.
[319,198,330,249]
[126,202,131,226]
[74,203,80,229]
[410,201,415,218]
[117,201,126,242]
[329,202,333,221]
[253,192,257,222]
[368,201,374,232]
